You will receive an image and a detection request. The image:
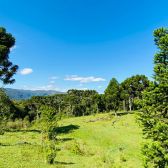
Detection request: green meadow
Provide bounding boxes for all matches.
[0,112,145,168]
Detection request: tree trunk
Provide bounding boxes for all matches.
[71,105,73,118]
[114,106,117,116]
[132,97,135,111]
[123,100,126,112]
[129,96,132,113]
[36,107,39,123]
[59,104,61,114]
[97,103,99,114]
[85,105,87,116]
[59,104,61,120]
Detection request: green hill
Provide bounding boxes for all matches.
[4,88,67,100]
[0,112,145,167]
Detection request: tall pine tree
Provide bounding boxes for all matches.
[137,27,168,167]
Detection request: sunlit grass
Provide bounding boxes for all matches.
[0,112,144,167]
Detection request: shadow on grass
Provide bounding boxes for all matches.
[109,111,129,116]
[0,143,11,146]
[117,112,129,116]
[56,125,80,134]
[57,137,74,142]
[55,161,74,165]
[5,129,41,133]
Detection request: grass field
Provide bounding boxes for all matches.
[0,112,145,168]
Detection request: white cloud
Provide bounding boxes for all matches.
[98,86,102,88]
[64,75,106,83]
[20,68,33,75]
[55,88,69,92]
[50,81,55,84]
[21,85,68,92]
[10,45,17,51]
[48,77,60,79]
[78,84,82,87]
[80,88,88,90]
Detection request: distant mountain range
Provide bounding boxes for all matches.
[4,88,67,101]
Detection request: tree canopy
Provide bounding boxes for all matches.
[0,27,18,84]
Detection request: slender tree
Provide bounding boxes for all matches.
[0,27,19,84]
[137,27,168,167]
[91,94,102,114]
[105,78,121,116]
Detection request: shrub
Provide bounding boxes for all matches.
[5,118,23,130]
[44,141,57,164]
[23,116,30,129]
[6,119,17,130]
[70,141,84,155]
[15,118,23,130]
[46,125,57,140]
[0,128,4,135]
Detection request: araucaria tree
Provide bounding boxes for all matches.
[138,27,168,167]
[0,27,19,84]
[104,78,121,116]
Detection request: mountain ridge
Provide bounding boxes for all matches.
[4,88,67,101]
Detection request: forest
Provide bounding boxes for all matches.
[1,27,168,167]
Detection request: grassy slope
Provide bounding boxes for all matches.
[0,112,144,168]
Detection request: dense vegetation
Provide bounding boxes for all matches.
[1,27,168,167]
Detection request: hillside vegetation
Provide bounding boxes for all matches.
[0,112,144,168]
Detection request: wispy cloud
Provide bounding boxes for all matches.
[36,85,53,90]
[20,68,33,75]
[21,85,68,92]
[78,84,82,86]
[48,77,60,79]
[50,81,55,84]
[80,88,88,90]
[64,75,106,83]
[98,86,102,88]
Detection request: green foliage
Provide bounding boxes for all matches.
[70,140,84,155]
[0,128,4,135]
[104,78,121,116]
[6,118,23,130]
[44,141,57,164]
[23,116,30,129]
[0,27,19,84]
[121,75,149,112]
[40,105,57,140]
[137,27,168,167]
[134,99,143,110]
[120,154,127,162]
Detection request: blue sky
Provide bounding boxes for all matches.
[1,0,168,93]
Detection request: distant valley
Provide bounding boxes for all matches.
[4,88,67,101]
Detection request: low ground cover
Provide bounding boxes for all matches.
[0,112,144,168]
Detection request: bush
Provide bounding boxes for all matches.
[70,141,84,155]
[6,118,23,130]
[6,119,17,130]
[0,128,4,135]
[44,141,57,164]
[46,125,57,140]
[15,118,23,130]
[23,116,30,129]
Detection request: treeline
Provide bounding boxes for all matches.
[0,74,149,122]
